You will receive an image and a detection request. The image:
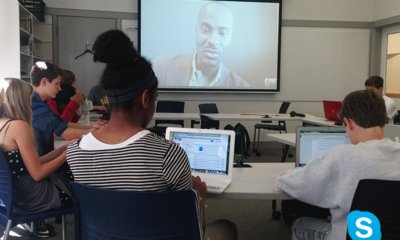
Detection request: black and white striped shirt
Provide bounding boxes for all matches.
[66,133,192,191]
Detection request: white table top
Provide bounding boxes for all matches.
[267,133,296,147]
[207,163,294,200]
[152,113,200,120]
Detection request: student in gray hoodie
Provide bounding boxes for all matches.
[275,89,400,240]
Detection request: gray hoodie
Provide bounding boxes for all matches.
[275,138,400,240]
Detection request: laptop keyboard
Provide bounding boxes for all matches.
[203,179,230,188]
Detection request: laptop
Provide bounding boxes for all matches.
[296,126,351,167]
[323,100,343,121]
[383,124,400,142]
[166,127,235,194]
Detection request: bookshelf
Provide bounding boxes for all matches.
[19,3,52,81]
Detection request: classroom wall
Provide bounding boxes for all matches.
[0,0,20,79]
[372,0,400,21]
[44,0,373,21]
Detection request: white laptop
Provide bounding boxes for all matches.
[383,124,400,143]
[296,126,351,167]
[166,127,235,194]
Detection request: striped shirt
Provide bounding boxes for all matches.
[66,132,192,191]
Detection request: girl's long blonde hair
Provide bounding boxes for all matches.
[0,78,34,130]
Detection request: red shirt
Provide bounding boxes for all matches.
[47,98,81,123]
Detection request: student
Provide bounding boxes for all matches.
[0,78,74,238]
[87,84,107,112]
[275,90,400,240]
[365,76,398,124]
[66,29,238,240]
[30,61,106,157]
[47,69,85,123]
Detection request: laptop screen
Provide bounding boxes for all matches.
[298,129,351,167]
[169,132,231,176]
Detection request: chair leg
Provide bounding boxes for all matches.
[256,129,261,156]
[3,219,13,240]
[62,215,67,240]
[252,127,257,152]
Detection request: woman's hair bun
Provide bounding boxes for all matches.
[92,30,138,67]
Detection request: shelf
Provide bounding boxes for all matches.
[20,28,31,38]
[33,56,42,60]
[32,35,43,42]
[20,52,32,58]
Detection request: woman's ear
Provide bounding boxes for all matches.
[141,89,150,109]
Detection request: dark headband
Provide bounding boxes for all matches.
[106,71,157,104]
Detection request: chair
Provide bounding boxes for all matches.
[0,152,72,240]
[394,110,400,125]
[199,103,219,129]
[70,182,201,240]
[148,101,185,135]
[253,102,291,156]
[346,179,400,240]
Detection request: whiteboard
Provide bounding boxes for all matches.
[159,27,371,102]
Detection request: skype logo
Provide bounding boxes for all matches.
[347,211,381,240]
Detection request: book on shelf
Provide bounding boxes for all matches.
[20,17,31,33]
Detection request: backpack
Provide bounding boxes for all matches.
[224,123,250,158]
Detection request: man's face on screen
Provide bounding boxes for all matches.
[195,3,233,68]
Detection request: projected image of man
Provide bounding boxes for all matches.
[153,2,250,88]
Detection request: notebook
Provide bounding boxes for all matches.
[166,127,235,194]
[323,100,343,121]
[296,126,351,167]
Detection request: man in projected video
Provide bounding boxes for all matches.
[153,2,250,87]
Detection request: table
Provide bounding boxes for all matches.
[202,113,336,127]
[207,163,294,200]
[267,134,296,163]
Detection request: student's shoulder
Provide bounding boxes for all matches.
[7,120,32,136]
[141,132,185,152]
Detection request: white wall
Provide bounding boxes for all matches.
[45,0,373,21]
[44,0,137,13]
[283,0,373,21]
[373,0,400,21]
[0,0,20,79]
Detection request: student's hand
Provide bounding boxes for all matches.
[93,105,107,111]
[61,139,78,151]
[91,120,107,129]
[192,176,207,201]
[71,88,85,103]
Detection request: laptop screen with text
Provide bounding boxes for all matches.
[298,129,351,167]
[169,132,231,176]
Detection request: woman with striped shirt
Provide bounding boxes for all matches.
[66,30,237,240]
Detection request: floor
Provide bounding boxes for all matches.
[0,147,296,240]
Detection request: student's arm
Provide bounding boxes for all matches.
[60,127,96,140]
[275,147,345,209]
[40,139,76,164]
[68,120,107,130]
[47,98,60,114]
[59,100,80,122]
[12,121,68,182]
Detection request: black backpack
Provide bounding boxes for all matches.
[224,123,250,158]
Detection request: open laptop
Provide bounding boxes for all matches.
[323,100,343,121]
[296,126,351,167]
[383,124,400,142]
[166,127,235,194]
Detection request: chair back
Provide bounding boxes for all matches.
[394,110,400,125]
[155,101,185,127]
[0,151,14,227]
[199,103,219,129]
[278,102,291,126]
[346,179,400,240]
[198,103,219,114]
[70,182,201,240]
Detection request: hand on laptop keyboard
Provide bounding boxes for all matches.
[192,176,207,200]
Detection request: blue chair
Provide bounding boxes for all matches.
[70,182,201,240]
[346,179,400,240]
[148,101,185,135]
[0,152,72,240]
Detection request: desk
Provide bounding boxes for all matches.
[153,113,200,121]
[207,163,294,200]
[202,113,336,127]
[267,134,296,163]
